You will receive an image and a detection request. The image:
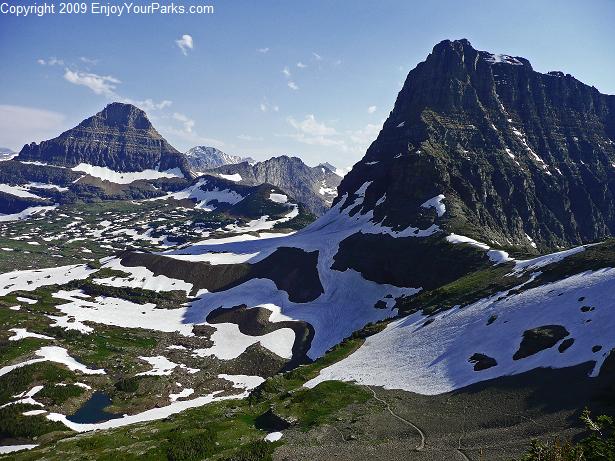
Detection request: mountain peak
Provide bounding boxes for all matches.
[336,40,615,253]
[81,102,153,131]
[16,103,190,175]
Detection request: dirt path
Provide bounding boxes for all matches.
[368,386,426,451]
[369,386,472,460]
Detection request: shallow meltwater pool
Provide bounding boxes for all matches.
[68,391,122,424]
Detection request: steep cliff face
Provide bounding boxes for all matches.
[210,156,341,216]
[336,39,615,253]
[17,103,192,177]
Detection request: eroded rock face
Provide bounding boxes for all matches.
[185,146,245,172]
[17,103,192,176]
[209,156,342,216]
[336,39,615,253]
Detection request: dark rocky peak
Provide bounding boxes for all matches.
[336,39,615,253]
[82,102,154,131]
[16,102,192,176]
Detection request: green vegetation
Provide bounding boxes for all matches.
[0,324,380,460]
[398,264,523,314]
[166,428,217,461]
[37,383,85,405]
[0,362,74,404]
[0,404,66,440]
[518,410,615,461]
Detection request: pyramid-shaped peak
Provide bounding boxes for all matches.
[84,102,153,131]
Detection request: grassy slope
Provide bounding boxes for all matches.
[2,328,376,460]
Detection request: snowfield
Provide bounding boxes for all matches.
[72,163,184,184]
[50,289,194,336]
[0,264,96,296]
[0,205,58,222]
[0,346,105,378]
[152,178,244,211]
[306,268,615,394]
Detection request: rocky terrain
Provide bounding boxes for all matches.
[337,39,615,253]
[209,155,342,215]
[184,146,252,175]
[16,103,192,177]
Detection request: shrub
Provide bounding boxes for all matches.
[166,428,216,461]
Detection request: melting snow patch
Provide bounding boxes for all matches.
[72,163,183,184]
[16,297,37,305]
[514,245,587,273]
[169,388,194,402]
[483,53,523,65]
[264,432,283,442]
[194,323,295,360]
[269,193,288,204]
[96,258,193,294]
[446,234,512,264]
[8,328,53,341]
[0,205,58,223]
[0,346,104,377]
[0,265,95,296]
[0,444,38,454]
[137,356,178,376]
[47,391,248,432]
[420,194,446,217]
[219,173,242,182]
[218,373,265,390]
[0,184,42,198]
[50,289,194,336]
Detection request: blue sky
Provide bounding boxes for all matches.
[1,0,614,168]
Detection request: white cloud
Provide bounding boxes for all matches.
[176,34,194,56]
[0,105,67,151]
[37,57,64,66]
[237,134,264,142]
[287,81,299,90]
[79,56,99,65]
[63,69,120,97]
[172,112,195,133]
[288,114,337,136]
[63,68,171,112]
[284,114,383,155]
[297,62,307,68]
[285,115,344,147]
[367,105,377,114]
[121,98,172,112]
[282,66,291,77]
[312,52,322,61]
[259,100,279,113]
[156,112,224,151]
[348,123,382,146]
[257,47,269,54]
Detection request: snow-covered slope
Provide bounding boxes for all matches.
[306,266,615,394]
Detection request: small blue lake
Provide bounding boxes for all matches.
[67,391,122,424]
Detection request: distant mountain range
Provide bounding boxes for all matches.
[0,147,15,162]
[184,146,255,174]
[206,155,342,215]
